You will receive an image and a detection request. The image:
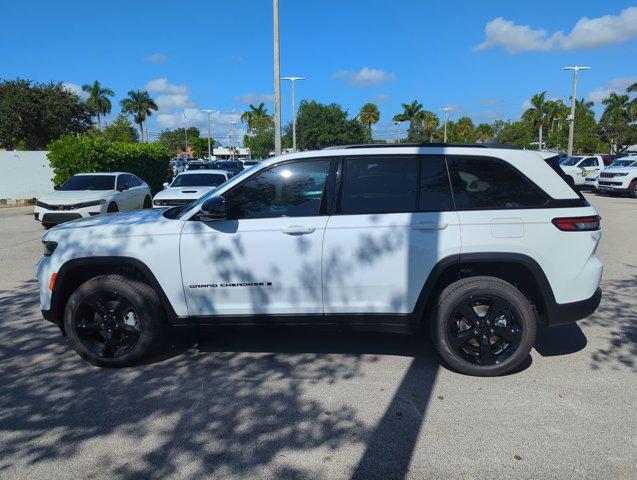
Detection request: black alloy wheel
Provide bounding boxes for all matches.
[73,291,142,359]
[447,295,522,366]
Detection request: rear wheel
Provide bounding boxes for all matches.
[432,276,536,376]
[143,195,152,208]
[107,202,118,213]
[63,275,166,367]
[628,180,637,198]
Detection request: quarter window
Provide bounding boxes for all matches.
[226,160,331,219]
[339,157,418,214]
[447,157,547,209]
[419,157,454,211]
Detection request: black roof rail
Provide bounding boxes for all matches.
[322,142,522,150]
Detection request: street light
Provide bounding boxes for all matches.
[182,111,188,158]
[273,0,282,155]
[441,107,453,143]
[281,76,306,152]
[562,66,591,157]
[230,121,236,159]
[202,109,214,160]
[393,121,406,142]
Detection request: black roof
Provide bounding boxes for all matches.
[323,142,521,150]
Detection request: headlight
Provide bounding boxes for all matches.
[43,241,57,256]
[36,201,50,208]
[615,172,629,177]
[75,199,107,208]
[154,199,162,205]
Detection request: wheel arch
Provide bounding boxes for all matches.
[413,253,557,326]
[49,257,177,327]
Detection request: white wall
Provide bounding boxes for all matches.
[0,151,53,203]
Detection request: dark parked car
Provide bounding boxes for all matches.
[213,160,244,177]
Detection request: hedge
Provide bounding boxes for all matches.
[47,136,171,193]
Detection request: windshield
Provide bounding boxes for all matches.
[60,175,115,191]
[609,159,637,168]
[560,156,583,166]
[171,173,227,187]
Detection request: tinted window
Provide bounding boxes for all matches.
[129,175,143,187]
[447,157,547,209]
[226,160,331,219]
[579,157,597,167]
[339,157,418,214]
[172,173,227,187]
[116,174,132,190]
[60,175,115,191]
[419,157,453,211]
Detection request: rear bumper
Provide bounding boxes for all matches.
[545,288,602,326]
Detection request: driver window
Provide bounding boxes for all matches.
[579,158,596,168]
[225,160,331,219]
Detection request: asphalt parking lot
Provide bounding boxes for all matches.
[0,193,635,480]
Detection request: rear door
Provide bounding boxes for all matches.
[322,155,461,315]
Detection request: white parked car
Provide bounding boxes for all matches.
[37,144,602,376]
[152,170,230,208]
[560,155,607,187]
[584,157,637,191]
[596,156,637,197]
[35,172,151,228]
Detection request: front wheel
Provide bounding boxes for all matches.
[432,276,536,376]
[628,180,637,199]
[143,195,152,208]
[63,275,166,367]
[107,202,119,213]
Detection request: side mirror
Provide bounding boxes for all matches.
[162,182,169,189]
[200,196,226,222]
[118,185,130,192]
[53,185,60,191]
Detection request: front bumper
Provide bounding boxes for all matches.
[546,288,602,326]
[34,205,104,224]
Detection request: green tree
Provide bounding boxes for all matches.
[453,116,476,142]
[599,92,633,153]
[393,100,425,131]
[120,90,158,142]
[496,120,534,148]
[295,100,367,150]
[475,123,495,142]
[522,91,548,149]
[101,115,139,142]
[240,103,273,134]
[627,82,637,122]
[244,125,275,159]
[0,78,92,150]
[358,103,380,136]
[158,127,201,155]
[81,80,114,130]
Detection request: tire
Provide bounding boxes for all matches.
[432,276,536,377]
[63,275,166,367]
[42,223,54,229]
[107,202,119,213]
[628,180,637,199]
[143,195,152,209]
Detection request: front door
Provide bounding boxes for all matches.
[180,158,333,317]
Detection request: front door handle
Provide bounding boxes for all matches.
[281,225,316,235]
[413,221,448,231]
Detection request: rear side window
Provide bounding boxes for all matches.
[579,157,597,167]
[447,156,547,209]
[419,157,454,211]
[339,157,418,214]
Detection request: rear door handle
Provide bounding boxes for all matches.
[413,222,448,231]
[281,225,316,235]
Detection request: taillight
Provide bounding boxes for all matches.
[552,215,601,231]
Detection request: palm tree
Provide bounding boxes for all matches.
[358,103,380,136]
[82,80,114,130]
[544,99,566,136]
[523,91,548,149]
[120,90,158,142]
[393,100,425,130]
[475,123,494,143]
[455,116,476,142]
[601,92,629,124]
[421,111,440,142]
[241,103,272,134]
[627,82,637,122]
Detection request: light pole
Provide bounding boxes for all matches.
[282,76,305,152]
[202,109,214,160]
[230,121,236,159]
[562,66,591,157]
[393,121,405,142]
[273,0,282,155]
[442,107,452,143]
[182,111,188,158]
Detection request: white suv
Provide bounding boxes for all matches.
[596,156,637,197]
[560,155,607,187]
[153,169,230,208]
[36,144,603,376]
[35,172,152,228]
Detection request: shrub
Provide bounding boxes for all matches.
[47,136,171,193]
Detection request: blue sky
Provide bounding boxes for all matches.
[1,0,636,143]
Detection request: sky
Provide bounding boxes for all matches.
[1,0,636,144]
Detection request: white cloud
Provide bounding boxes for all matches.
[372,93,391,103]
[587,77,637,104]
[146,53,167,63]
[332,67,396,87]
[146,78,188,95]
[475,7,637,54]
[479,98,502,106]
[233,92,274,105]
[62,82,89,100]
